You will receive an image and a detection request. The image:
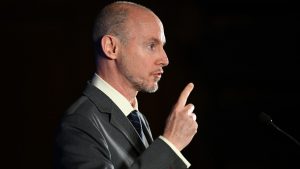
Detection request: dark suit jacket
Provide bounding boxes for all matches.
[54,83,187,169]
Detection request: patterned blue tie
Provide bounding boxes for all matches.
[128,110,142,137]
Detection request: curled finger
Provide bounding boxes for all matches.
[191,113,197,121]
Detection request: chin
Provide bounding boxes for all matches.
[140,83,158,93]
[147,85,158,93]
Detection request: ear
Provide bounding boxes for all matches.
[100,35,119,59]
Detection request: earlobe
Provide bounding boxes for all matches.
[101,35,118,59]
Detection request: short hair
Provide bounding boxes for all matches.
[92,1,150,44]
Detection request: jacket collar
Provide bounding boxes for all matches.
[82,82,147,153]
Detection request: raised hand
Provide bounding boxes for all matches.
[163,83,198,151]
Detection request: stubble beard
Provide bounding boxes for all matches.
[118,57,159,93]
[125,71,159,93]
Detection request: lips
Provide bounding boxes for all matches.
[152,70,163,79]
[153,69,163,75]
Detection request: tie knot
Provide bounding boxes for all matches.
[129,110,139,117]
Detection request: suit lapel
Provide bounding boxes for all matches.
[140,114,154,144]
[109,107,146,153]
[83,83,146,153]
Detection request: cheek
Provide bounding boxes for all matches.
[132,59,152,79]
[129,47,154,75]
[134,60,149,74]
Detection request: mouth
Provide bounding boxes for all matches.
[152,70,163,79]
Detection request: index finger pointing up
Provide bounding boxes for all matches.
[175,83,194,109]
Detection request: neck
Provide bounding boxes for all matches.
[96,69,138,107]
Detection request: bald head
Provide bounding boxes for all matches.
[93,1,154,44]
[92,1,168,94]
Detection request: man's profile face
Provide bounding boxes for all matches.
[116,8,169,93]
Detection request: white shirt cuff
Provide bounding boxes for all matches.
[159,136,191,168]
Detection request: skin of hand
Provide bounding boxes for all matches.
[163,83,198,151]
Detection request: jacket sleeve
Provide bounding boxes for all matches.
[130,138,187,169]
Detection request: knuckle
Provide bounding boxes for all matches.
[186,103,194,109]
[185,104,195,114]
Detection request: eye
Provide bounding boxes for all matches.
[148,43,156,50]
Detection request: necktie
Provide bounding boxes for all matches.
[128,110,142,137]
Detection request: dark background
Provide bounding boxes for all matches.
[4,0,300,169]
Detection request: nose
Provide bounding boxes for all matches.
[158,48,169,67]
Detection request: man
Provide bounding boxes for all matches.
[54,1,198,169]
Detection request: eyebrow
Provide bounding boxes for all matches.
[148,37,166,46]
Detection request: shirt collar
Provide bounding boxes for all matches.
[91,73,138,116]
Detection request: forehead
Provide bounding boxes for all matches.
[126,8,166,44]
